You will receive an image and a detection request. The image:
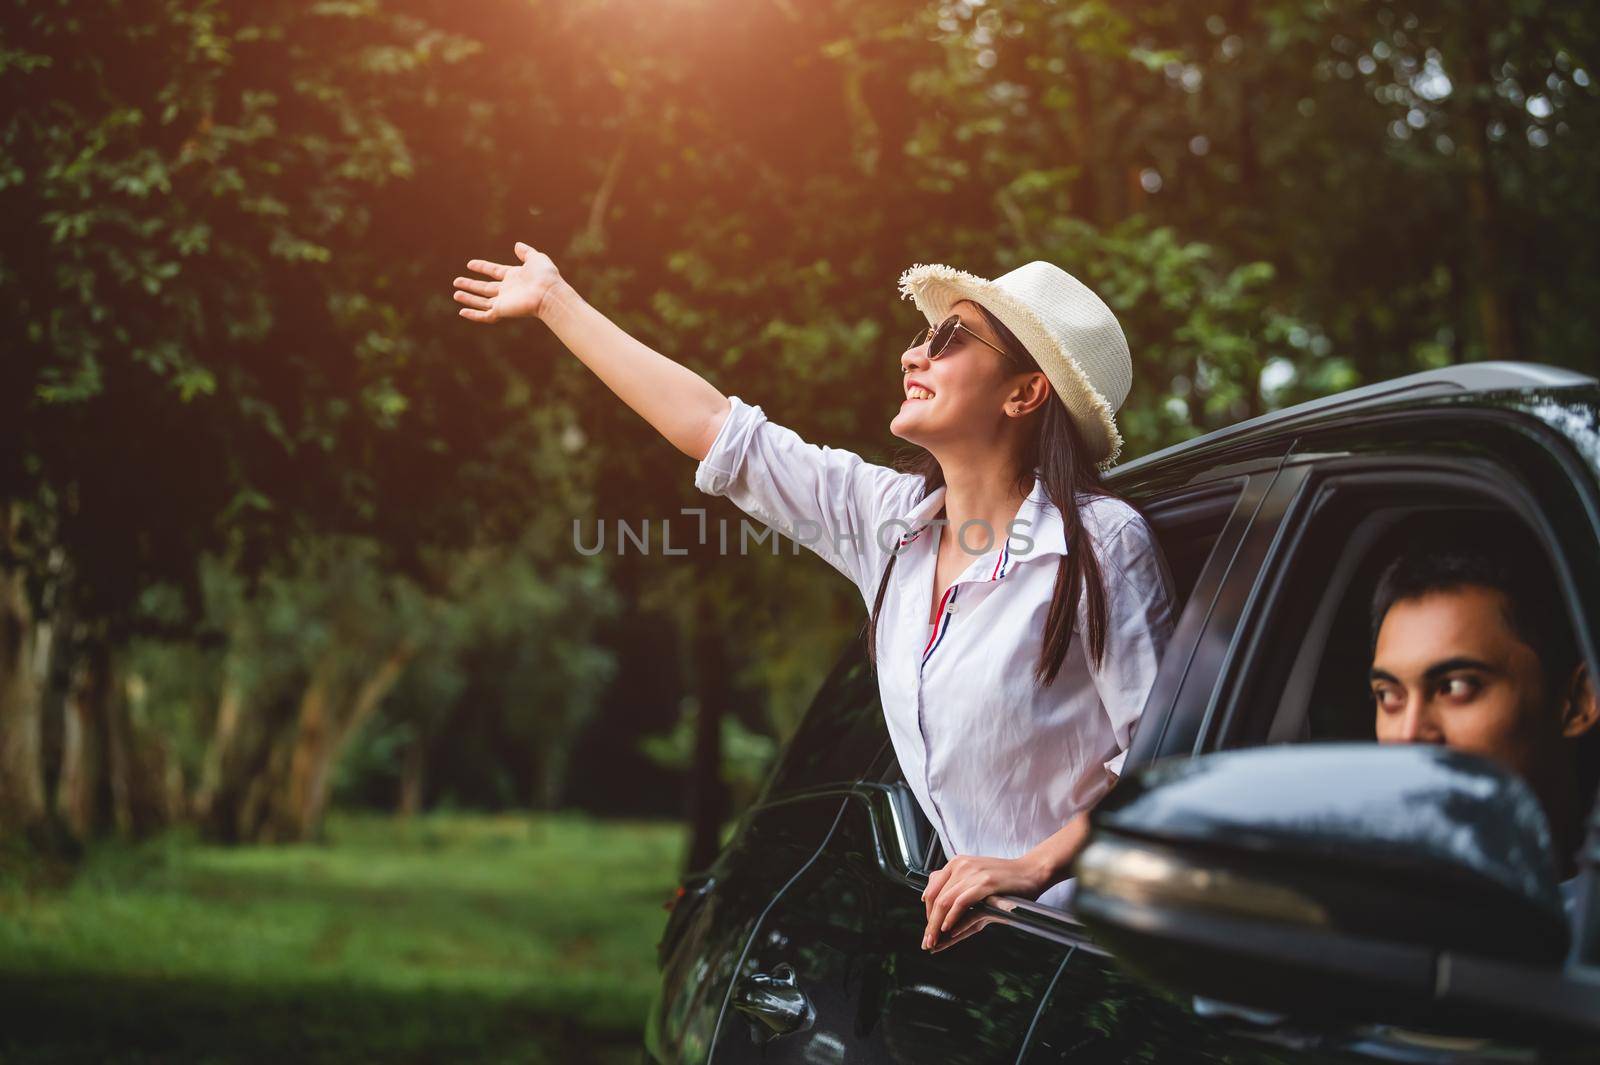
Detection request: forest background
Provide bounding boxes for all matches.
[1,0,1596,1059]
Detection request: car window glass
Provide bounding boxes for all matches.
[1136,480,1245,613]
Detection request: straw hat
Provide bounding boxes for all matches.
[897,260,1133,468]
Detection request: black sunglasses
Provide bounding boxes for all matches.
[908,314,1009,361]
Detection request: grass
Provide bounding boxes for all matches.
[0,812,685,1064]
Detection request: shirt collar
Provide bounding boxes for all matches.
[1015,472,1068,560]
[889,469,1068,561]
[889,486,947,549]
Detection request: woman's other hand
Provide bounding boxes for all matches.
[919,810,1092,950]
[453,241,562,323]
[920,852,1050,950]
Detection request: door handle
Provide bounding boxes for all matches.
[731,963,814,1042]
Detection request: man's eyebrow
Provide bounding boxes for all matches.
[1368,660,1500,684]
[1421,657,1500,681]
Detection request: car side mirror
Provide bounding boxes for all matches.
[1073,743,1596,1040]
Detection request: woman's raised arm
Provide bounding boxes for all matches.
[453,241,729,461]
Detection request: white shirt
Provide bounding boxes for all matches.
[695,396,1175,908]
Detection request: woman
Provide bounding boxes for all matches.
[452,244,1174,950]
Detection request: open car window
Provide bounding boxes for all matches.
[1209,471,1600,936]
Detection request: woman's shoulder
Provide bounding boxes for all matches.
[1075,491,1146,536]
[1077,494,1167,589]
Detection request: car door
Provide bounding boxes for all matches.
[648,649,889,1064]
[705,778,1072,1065]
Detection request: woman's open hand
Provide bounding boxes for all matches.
[453,241,562,323]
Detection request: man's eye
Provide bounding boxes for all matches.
[1372,686,1401,709]
[1440,676,1482,700]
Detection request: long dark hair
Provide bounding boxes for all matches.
[864,303,1126,687]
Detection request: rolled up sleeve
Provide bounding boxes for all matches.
[695,395,915,598]
[1086,513,1176,778]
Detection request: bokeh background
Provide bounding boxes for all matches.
[2,0,1596,1061]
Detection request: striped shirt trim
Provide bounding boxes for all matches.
[987,541,1011,581]
[921,585,960,667]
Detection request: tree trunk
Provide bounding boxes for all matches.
[535,726,572,812]
[397,735,426,818]
[1456,13,1516,361]
[193,660,248,828]
[685,596,729,873]
[238,715,295,843]
[37,573,69,820]
[266,649,340,842]
[264,642,414,842]
[1068,51,1101,226]
[0,501,47,837]
[104,660,168,838]
[295,642,412,839]
[56,637,113,839]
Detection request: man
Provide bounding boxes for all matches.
[1369,525,1599,900]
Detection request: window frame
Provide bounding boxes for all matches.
[1124,463,1308,765]
[1202,454,1590,747]
[1204,463,1544,752]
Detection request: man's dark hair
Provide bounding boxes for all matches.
[1369,519,1579,699]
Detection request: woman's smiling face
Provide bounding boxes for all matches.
[891,299,1036,447]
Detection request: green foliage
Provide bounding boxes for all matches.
[0,0,532,627]
[121,534,619,818]
[335,543,620,810]
[638,701,779,813]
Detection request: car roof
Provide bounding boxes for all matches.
[1111,361,1599,479]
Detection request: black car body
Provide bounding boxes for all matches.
[645,362,1600,1065]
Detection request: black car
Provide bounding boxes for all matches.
[645,362,1600,1065]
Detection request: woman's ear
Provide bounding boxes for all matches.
[1560,662,1600,738]
[1012,373,1050,410]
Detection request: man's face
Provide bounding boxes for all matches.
[1370,585,1556,780]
